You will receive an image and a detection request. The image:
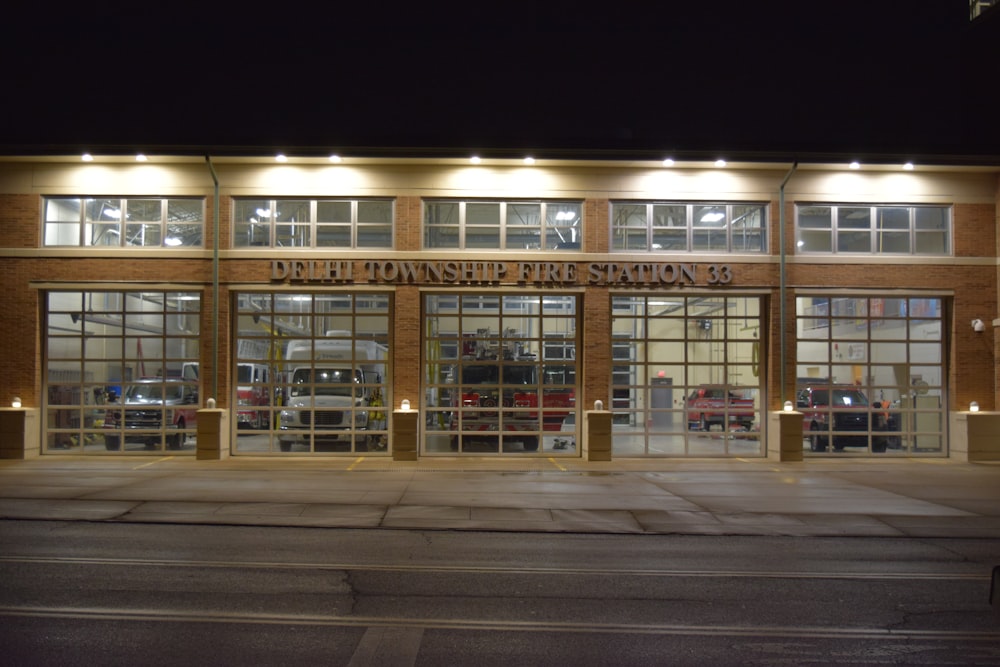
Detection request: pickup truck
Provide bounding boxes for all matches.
[103,378,199,450]
[686,385,756,431]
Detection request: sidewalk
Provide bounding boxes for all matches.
[1,456,999,538]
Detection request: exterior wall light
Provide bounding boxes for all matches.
[400,399,411,411]
[970,401,980,412]
[11,397,22,408]
[783,400,794,411]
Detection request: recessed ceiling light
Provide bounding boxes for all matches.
[81,153,93,162]
[329,154,342,163]
[523,156,535,165]
[662,158,674,167]
[903,162,914,171]
[135,154,147,162]
[276,154,288,162]
[714,159,726,167]
[470,156,481,164]
[849,161,861,169]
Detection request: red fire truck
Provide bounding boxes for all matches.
[449,331,575,452]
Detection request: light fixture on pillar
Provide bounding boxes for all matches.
[783,400,794,411]
[11,397,22,408]
[970,401,980,412]
[400,399,411,411]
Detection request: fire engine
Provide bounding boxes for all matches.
[449,328,575,452]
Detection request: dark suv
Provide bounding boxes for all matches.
[103,378,199,450]
[797,384,875,452]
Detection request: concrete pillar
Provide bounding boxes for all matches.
[950,411,1000,462]
[196,409,230,460]
[767,410,804,462]
[0,408,40,459]
[584,410,612,461]
[392,409,419,461]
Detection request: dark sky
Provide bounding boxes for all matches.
[4,1,996,159]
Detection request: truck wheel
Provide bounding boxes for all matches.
[104,435,120,451]
[523,436,539,452]
[699,414,709,432]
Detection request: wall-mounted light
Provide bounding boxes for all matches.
[11,397,22,408]
[783,400,794,412]
[400,399,411,411]
[970,401,980,412]
[972,318,986,332]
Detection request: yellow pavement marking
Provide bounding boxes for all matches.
[133,456,173,470]
[548,457,567,471]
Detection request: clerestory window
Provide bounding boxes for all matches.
[233,198,394,248]
[796,204,951,255]
[44,197,204,247]
[610,202,767,253]
[423,200,583,250]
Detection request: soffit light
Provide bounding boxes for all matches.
[903,162,914,171]
[849,161,861,169]
[81,153,93,162]
[714,159,726,167]
[275,154,288,162]
[523,157,535,165]
[328,154,342,163]
[662,158,675,167]
[470,156,481,164]
[135,154,147,162]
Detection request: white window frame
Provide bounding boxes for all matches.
[232,198,395,249]
[423,200,583,250]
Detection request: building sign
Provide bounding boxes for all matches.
[271,260,734,286]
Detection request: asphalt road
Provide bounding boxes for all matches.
[1,521,998,666]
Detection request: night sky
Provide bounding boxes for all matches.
[3,1,997,159]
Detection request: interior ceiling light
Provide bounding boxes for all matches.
[700,212,725,223]
[135,154,147,162]
[714,159,726,167]
[81,153,93,162]
[662,158,675,167]
[903,162,914,171]
[275,154,288,162]
[329,154,342,163]
[523,157,535,165]
[849,161,861,169]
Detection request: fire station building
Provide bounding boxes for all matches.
[1,154,998,461]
